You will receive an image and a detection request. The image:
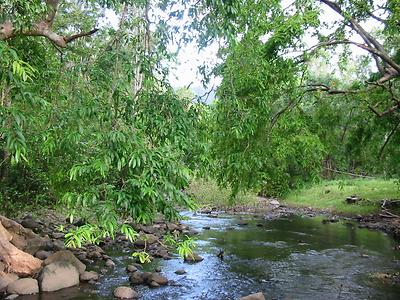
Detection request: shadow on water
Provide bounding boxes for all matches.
[18,213,400,300]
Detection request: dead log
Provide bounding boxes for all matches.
[0,221,42,276]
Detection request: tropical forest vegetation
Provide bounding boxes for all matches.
[1,0,400,299]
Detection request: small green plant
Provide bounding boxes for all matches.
[163,233,177,246]
[65,224,101,248]
[176,236,196,259]
[120,223,138,243]
[57,224,66,232]
[132,251,151,264]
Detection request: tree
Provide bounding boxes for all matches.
[0,0,198,241]
[186,0,399,194]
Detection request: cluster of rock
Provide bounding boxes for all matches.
[0,213,203,299]
[0,214,101,298]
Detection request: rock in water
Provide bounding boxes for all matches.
[126,265,138,273]
[113,286,139,299]
[44,250,86,274]
[184,253,204,263]
[129,272,146,285]
[149,273,168,285]
[105,259,115,268]
[239,292,266,300]
[7,278,39,295]
[80,271,99,282]
[175,269,186,275]
[39,262,79,292]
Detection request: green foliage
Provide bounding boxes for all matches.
[65,224,102,248]
[131,251,152,264]
[163,233,196,259]
[0,1,197,236]
[209,33,324,197]
[176,236,196,259]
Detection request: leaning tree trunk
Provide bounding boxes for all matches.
[0,220,42,276]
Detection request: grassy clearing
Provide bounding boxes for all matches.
[187,178,259,208]
[284,178,400,215]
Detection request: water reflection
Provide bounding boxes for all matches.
[17,214,400,300]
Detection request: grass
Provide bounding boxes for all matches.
[187,178,259,208]
[284,178,400,215]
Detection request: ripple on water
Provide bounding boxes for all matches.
[16,214,400,300]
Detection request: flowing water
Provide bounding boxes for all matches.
[19,213,400,300]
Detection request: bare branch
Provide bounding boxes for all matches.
[318,0,400,74]
[379,119,400,158]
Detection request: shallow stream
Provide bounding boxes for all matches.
[20,212,400,300]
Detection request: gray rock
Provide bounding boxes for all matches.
[79,271,99,282]
[87,251,102,259]
[148,281,159,288]
[175,269,186,275]
[113,286,139,299]
[184,253,204,263]
[51,239,65,251]
[269,199,280,206]
[7,278,39,295]
[129,272,145,285]
[166,223,180,232]
[239,292,266,300]
[52,232,65,239]
[21,217,39,231]
[39,262,79,292]
[105,259,115,268]
[0,272,19,292]
[126,265,138,273]
[44,250,86,274]
[134,234,158,247]
[149,273,168,285]
[35,250,52,260]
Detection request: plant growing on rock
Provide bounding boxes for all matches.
[132,251,152,264]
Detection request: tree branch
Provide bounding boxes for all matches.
[379,119,400,158]
[318,0,400,74]
[0,0,98,48]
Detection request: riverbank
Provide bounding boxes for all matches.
[1,203,399,299]
[188,178,400,239]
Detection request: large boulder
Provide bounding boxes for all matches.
[39,262,79,292]
[0,271,18,292]
[6,278,39,295]
[44,250,86,274]
[113,286,139,299]
[239,292,266,300]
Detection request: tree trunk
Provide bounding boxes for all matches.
[0,221,42,276]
